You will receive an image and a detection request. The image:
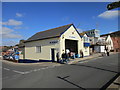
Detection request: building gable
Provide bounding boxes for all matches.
[61,24,82,40]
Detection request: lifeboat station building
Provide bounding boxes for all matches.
[24,24,90,62]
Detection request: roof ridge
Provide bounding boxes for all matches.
[36,23,73,34]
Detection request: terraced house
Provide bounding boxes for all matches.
[23,24,90,62]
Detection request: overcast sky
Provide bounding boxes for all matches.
[1,2,119,46]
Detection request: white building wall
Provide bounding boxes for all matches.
[25,38,60,60]
[83,47,90,56]
[100,46,105,52]
[106,35,114,51]
[82,34,90,56]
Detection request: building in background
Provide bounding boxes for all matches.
[80,33,90,56]
[101,31,120,52]
[82,29,100,37]
[81,29,101,53]
[81,29,114,53]
[100,35,114,51]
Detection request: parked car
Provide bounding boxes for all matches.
[3,54,15,60]
[3,55,9,60]
[9,55,15,60]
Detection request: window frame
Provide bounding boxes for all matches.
[36,46,41,53]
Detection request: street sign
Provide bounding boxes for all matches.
[107,1,120,10]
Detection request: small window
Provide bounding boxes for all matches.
[36,46,41,53]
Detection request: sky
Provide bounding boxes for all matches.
[1,2,119,46]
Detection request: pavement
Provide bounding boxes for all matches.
[107,76,120,89]
[68,52,117,64]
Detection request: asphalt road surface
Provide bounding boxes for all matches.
[2,53,120,89]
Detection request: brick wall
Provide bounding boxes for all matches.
[111,37,120,52]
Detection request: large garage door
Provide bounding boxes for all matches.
[65,39,78,54]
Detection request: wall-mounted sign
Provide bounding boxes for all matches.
[49,40,58,44]
[84,43,90,47]
[69,36,76,38]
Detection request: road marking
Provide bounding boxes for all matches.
[3,65,58,76]
[24,71,31,74]
[12,70,24,74]
[4,68,10,71]
[33,69,37,72]
[37,69,41,71]
[41,67,47,70]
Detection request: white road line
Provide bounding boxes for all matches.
[36,68,41,71]
[4,65,57,75]
[41,67,46,70]
[4,68,10,71]
[33,69,37,72]
[12,70,24,74]
[24,71,31,74]
[31,66,53,72]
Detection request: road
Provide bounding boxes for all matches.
[2,53,120,89]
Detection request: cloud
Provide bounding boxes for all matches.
[0,22,2,25]
[14,26,29,30]
[0,27,13,34]
[16,13,23,17]
[1,40,19,46]
[2,33,22,39]
[2,19,23,26]
[14,26,22,29]
[98,10,120,19]
[0,27,22,39]
[77,28,83,33]
[109,31,114,33]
